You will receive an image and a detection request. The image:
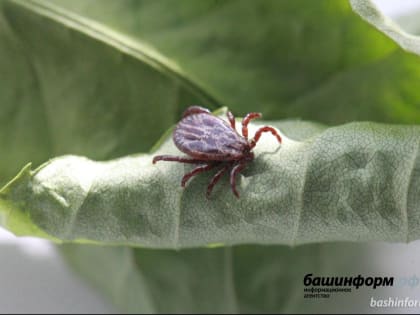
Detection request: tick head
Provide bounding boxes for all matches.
[242,148,254,162]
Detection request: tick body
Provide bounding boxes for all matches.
[153,106,282,198]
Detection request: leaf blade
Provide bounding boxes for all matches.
[350,0,420,56]
[1,119,419,248]
[0,0,218,186]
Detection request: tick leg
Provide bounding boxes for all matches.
[230,162,248,198]
[153,155,204,164]
[206,163,232,198]
[227,111,236,130]
[181,163,216,187]
[249,126,282,149]
[241,112,262,140]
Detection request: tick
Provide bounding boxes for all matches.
[153,106,282,198]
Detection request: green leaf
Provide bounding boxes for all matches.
[2,116,419,247]
[45,0,420,125]
[1,0,420,313]
[61,243,372,313]
[0,0,217,186]
[350,0,420,55]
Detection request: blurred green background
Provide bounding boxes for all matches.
[1,0,420,313]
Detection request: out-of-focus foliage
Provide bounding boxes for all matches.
[1,0,420,313]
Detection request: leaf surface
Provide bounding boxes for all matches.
[2,116,419,248]
[350,0,420,55]
[0,0,216,186]
[61,242,372,313]
[45,0,420,124]
[1,0,420,313]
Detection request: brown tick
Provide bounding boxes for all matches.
[153,106,282,198]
